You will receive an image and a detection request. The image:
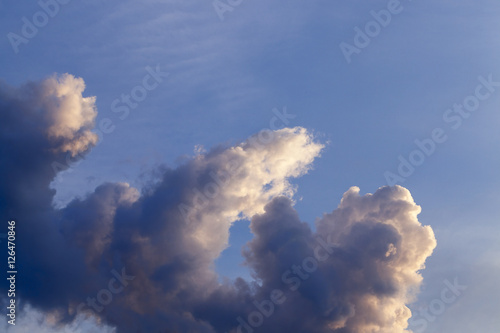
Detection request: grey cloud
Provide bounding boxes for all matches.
[0,75,435,333]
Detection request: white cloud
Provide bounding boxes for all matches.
[181,126,324,259]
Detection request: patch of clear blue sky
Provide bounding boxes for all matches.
[1,0,499,331]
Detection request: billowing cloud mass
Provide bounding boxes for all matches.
[0,75,436,333]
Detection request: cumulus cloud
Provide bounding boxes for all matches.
[0,75,436,333]
[178,126,324,259]
[1,74,97,158]
[198,186,436,333]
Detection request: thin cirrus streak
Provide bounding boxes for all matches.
[0,75,436,333]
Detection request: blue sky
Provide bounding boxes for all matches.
[1,0,499,332]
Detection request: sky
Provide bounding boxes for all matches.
[0,0,499,332]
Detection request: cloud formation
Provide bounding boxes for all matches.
[0,75,436,333]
